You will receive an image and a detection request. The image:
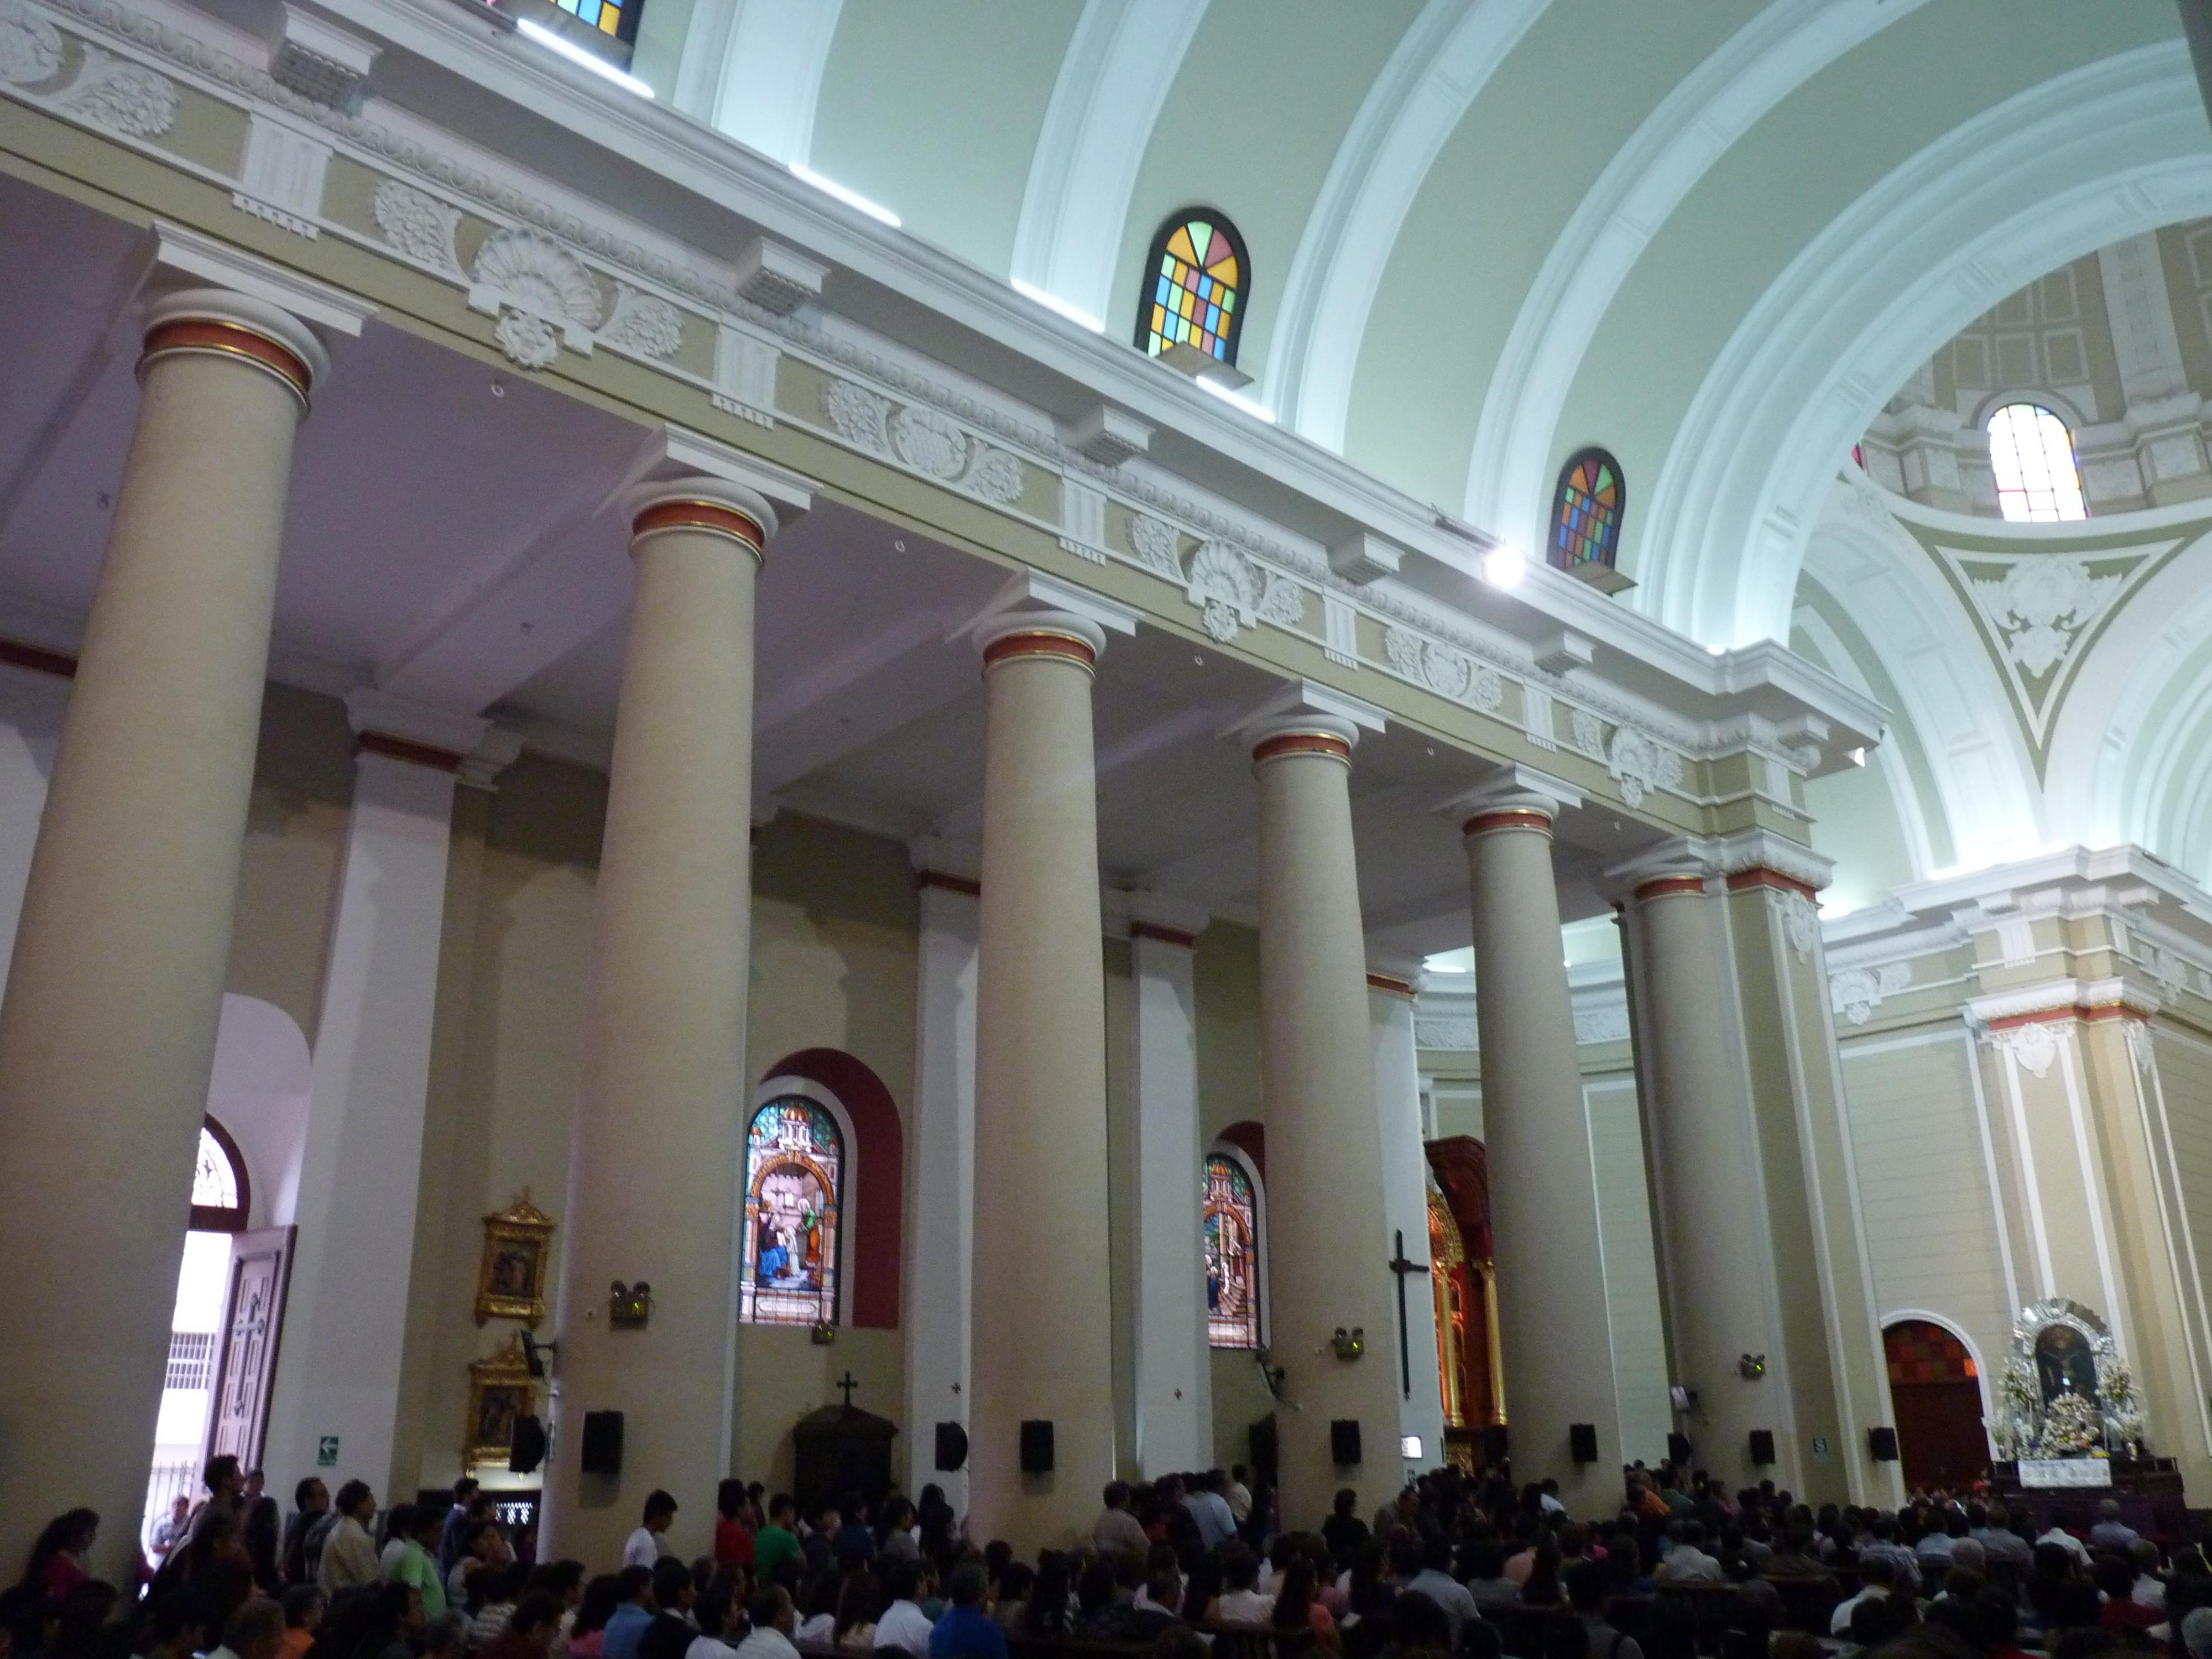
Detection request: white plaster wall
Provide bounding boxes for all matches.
[2150,1025,2212,1347]
[0,664,69,1004]
[1585,1074,1670,1463]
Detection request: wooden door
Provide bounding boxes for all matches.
[207,1228,295,1468]
[1884,1321,1990,1493]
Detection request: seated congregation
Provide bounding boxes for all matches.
[7,1456,2205,1659]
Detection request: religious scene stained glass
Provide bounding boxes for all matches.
[549,0,632,39]
[741,1098,842,1325]
[1203,1153,1261,1349]
[1550,450,1624,572]
[1142,215,1245,364]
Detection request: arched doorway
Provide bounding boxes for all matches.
[1426,1136,1501,1471]
[1884,1318,1990,1491]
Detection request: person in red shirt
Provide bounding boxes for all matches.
[713,1481,755,1580]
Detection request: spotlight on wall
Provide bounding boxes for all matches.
[1481,544,1526,591]
[1739,1353,1767,1380]
[1330,1326,1366,1360]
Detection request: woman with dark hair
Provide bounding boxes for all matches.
[565,1575,623,1659]
[915,1488,954,1564]
[1519,1545,1562,1608]
[1178,1553,1222,1625]
[20,1510,98,1602]
[1022,1554,1075,1639]
[1272,1558,1338,1645]
[831,1566,882,1651]
[712,1481,753,1579]
[176,1509,255,1628]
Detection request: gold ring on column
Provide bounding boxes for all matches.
[630,498,768,557]
[1461,807,1552,837]
[139,319,315,411]
[980,629,1098,675]
[1250,729,1352,768]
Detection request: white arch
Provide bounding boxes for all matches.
[675,0,846,165]
[1463,0,1931,548]
[206,993,311,1230]
[1787,599,1941,885]
[747,1074,862,1327]
[1878,1307,1999,1456]
[1264,0,1550,443]
[1009,0,1209,326]
[1641,42,2212,648]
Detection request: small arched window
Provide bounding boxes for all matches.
[1203,1152,1262,1349]
[190,1118,249,1233]
[740,1097,844,1326]
[1138,211,1248,367]
[1549,447,1625,573]
[1986,403,2086,523]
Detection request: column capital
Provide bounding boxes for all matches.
[626,479,780,560]
[1441,764,1580,838]
[140,289,328,411]
[976,611,1107,674]
[613,424,813,533]
[138,221,374,403]
[1605,837,1719,904]
[961,569,1141,650]
[909,833,981,896]
[1126,890,1209,949]
[1710,826,1832,899]
[1248,712,1358,767]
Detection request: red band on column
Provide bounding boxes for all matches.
[1635,875,1707,902]
[1251,730,1352,766]
[915,869,982,897]
[1462,808,1552,838]
[1725,867,1820,901]
[140,319,314,408]
[356,732,465,772]
[981,630,1098,674]
[1366,972,1415,998]
[630,499,767,554]
[1130,921,1200,949]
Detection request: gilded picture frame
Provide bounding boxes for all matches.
[465,1332,536,1468]
[476,1193,555,1326]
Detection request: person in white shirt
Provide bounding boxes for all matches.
[1226,1467,1253,1527]
[2037,1520,2092,1564]
[1214,1548,1272,1625]
[1829,1555,1896,1636]
[686,1587,740,1659]
[1654,1524,1723,1588]
[1186,1473,1238,1553]
[1092,1484,1148,1559]
[624,1491,678,1571]
[734,1588,800,1659]
[873,1559,933,1659]
[1403,1538,1480,1643]
[1537,1479,1567,1518]
[318,1482,382,1595]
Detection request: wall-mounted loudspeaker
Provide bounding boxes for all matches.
[508,1415,547,1475]
[1019,1420,1054,1474]
[1869,1426,1899,1462]
[1330,1420,1363,1467]
[1748,1429,1776,1466]
[580,1411,623,1475]
[935,1422,968,1472]
[1569,1423,1599,1463]
[1483,1425,1509,1464]
[1666,1432,1692,1464]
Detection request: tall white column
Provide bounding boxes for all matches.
[0,262,362,1583]
[902,856,978,1512]
[1369,964,1445,1473]
[1129,896,1212,1477]
[263,692,514,1504]
[1458,778,1621,1506]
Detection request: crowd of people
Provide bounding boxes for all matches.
[8,1457,2209,1659]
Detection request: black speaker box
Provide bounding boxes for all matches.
[1483,1424,1509,1464]
[1329,1419,1362,1467]
[1869,1425,1899,1462]
[580,1410,623,1475]
[1666,1432,1692,1464]
[1569,1422,1599,1463]
[1748,1428,1776,1466]
[934,1421,969,1472]
[1019,1420,1054,1474]
[508,1415,547,1475]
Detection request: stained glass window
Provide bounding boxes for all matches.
[1885,1319,1978,1385]
[190,1119,248,1232]
[1549,448,1625,572]
[1138,211,1249,366]
[1203,1153,1261,1349]
[741,1097,843,1326]
[1987,403,2086,523]
[549,0,638,41]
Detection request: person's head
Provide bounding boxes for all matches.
[223,1596,287,1659]
[1333,1488,1358,1518]
[467,1493,497,1522]
[205,1455,244,1500]
[505,1592,563,1656]
[152,1590,220,1656]
[281,1586,324,1634]
[2099,1499,2124,1522]
[294,1478,327,1515]
[244,1471,266,1502]
[881,1558,922,1605]
[406,1505,442,1548]
[1103,1481,1131,1512]
[169,1495,191,1522]
[615,1566,655,1609]
[650,1559,692,1615]
[1421,1533,1453,1574]
[26,1507,100,1577]
[1565,1558,1609,1615]
[947,1563,987,1610]
[333,1480,375,1523]
[573,1576,624,1639]
[453,1478,479,1505]
[1387,1590,1450,1655]
[768,1494,795,1527]
[694,1587,734,1641]
[1849,1595,1905,1650]
[1857,1553,1895,1591]
[643,1490,677,1534]
[1222,1546,1258,1592]
[717,1480,745,1522]
[1144,1566,1182,1617]
[469,1520,503,1561]
[422,1611,470,1659]
[748,1585,794,1636]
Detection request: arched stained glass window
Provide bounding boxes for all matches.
[190,1118,249,1233]
[741,1097,843,1326]
[1549,448,1625,573]
[1203,1152,1261,1349]
[547,0,639,42]
[1987,403,2086,523]
[1139,211,1249,367]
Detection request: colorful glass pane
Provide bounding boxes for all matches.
[1548,448,1625,571]
[1203,1154,1261,1349]
[741,1098,842,1326]
[1139,212,1247,366]
[550,0,628,36]
[1885,1320,1979,1385]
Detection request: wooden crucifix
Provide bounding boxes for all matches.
[1386,1229,1430,1401]
[835,1370,860,1407]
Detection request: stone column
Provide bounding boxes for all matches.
[0,286,336,1582]
[968,614,1116,1548]
[902,855,979,1512]
[1251,715,1402,1531]
[542,473,796,1568]
[1369,966,1446,1472]
[262,693,515,1504]
[1129,898,1212,1477]
[1460,782,1620,1505]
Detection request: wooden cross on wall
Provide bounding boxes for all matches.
[1386,1229,1430,1401]
[835,1370,860,1407]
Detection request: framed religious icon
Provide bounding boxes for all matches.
[476,1194,555,1326]
[465,1333,536,1468]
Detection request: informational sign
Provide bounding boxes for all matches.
[317,1436,340,1468]
[2020,1457,2112,1488]
[1811,1436,1830,1460]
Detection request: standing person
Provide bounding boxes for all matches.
[754,1500,802,1584]
[391,1504,449,1620]
[712,1483,754,1580]
[150,1498,192,1572]
[190,1458,249,1546]
[1226,1468,1253,1531]
[283,1481,331,1587]
[1186,1474,1237,1552]
[442,1483,483,1579]
[1092,1485,1147,1558]
[319,1483,382,1595]
[624,1495,677,1572]
[20,1510,98,1602]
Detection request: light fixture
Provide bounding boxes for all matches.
[1847,746,1867,768]
[1193,375,1276,424]
[1011,279,1104,333]
[791,165,901,228]
[1481,544,1526,591]
[1707,642,1726,656]
[1400,1434,1424,1459]
[514,19,654,97]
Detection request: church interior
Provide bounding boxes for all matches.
[9,0,2212,1641]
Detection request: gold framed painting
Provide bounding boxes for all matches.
[476,1193,555,1326]
[465,1333,536,1468]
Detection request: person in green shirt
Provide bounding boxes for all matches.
[754,1494,803,1583]
[393,1503,449,1619]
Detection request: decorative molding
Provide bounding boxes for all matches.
[1414,1013,1477,1051]
[371,178,462,275]
[234,111,330,237]
[1830,960,1911,1025]
[55,40,173,134]
[601,285,685,362]
[0,0,65,84]
[1991,1019,2061,1078]
[469,226,602,369]
[1607,725,1682,808]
